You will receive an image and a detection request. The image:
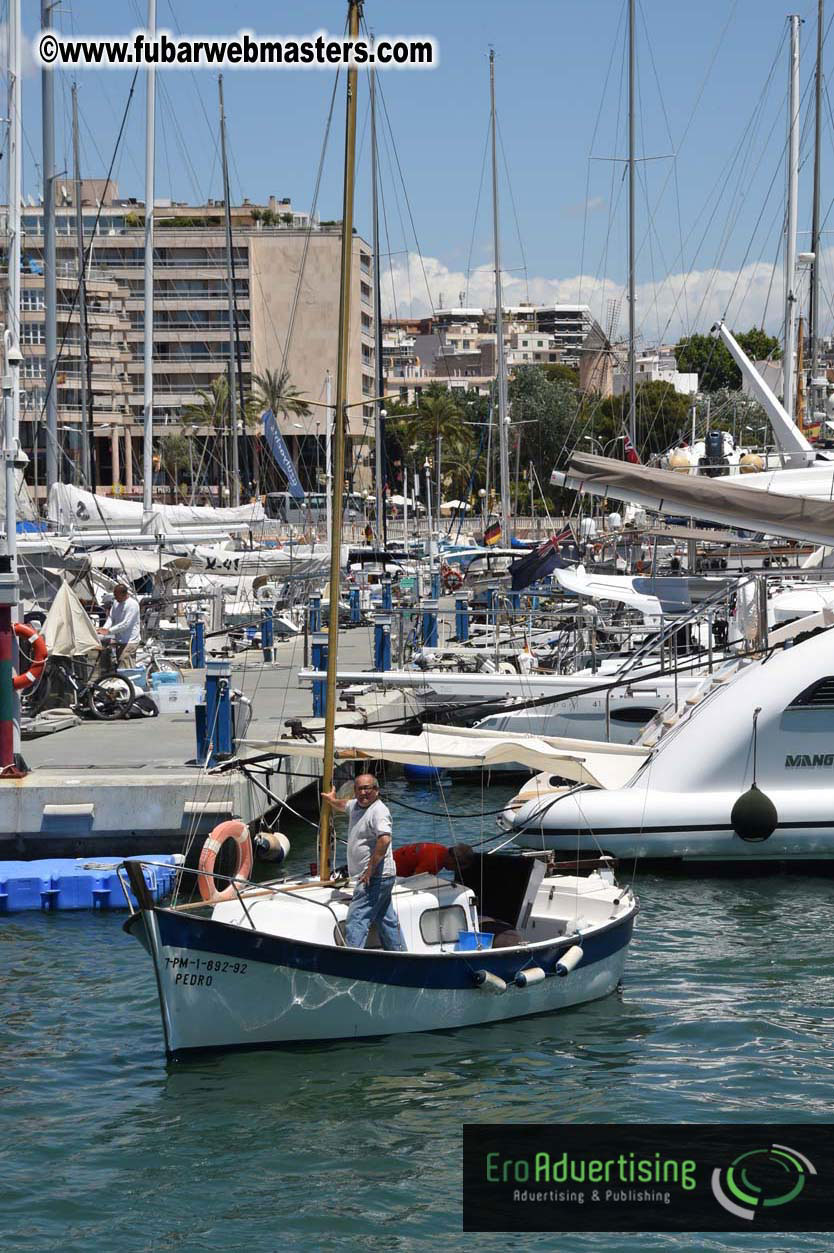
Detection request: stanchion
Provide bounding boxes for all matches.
[421,598,438,648]
[196,658,233,766]
[308,594,321,634]
[189,616,205,669]
[349,587,361,624]
[455,592,471,642]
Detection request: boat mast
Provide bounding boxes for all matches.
[318,0,361,877]
[370,57,387,546]
[627,0,637,451]
[784,14,800,420]
[7,0,20,458]
[810,0,824,421]
[218,75,241,507]
[489,50,512,546]
[142,0,156,516]
[324,369,332,548]
[71,84,92,487]
[41,0,58,493]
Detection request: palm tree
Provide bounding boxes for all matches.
[399,384,474,499]
[182,376,231,499]
[251,367,312,493]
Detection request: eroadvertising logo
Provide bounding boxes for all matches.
[462,1125,834,1233]
[711,1143,816,1221]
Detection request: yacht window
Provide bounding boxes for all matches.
[420,905,467,945]
[787,677,834,709]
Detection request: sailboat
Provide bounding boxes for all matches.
[121,4,637,1057]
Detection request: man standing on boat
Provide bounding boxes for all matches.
[323,774,406,951]
[98,583,141,666]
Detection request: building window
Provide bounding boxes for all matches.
[22,324,45,344]
[360,281,371,303]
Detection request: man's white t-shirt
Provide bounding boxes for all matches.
[346,797,395,878]
[105,596,141,644]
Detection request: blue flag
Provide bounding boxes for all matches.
[263,409,305,501]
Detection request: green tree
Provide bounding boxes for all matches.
[391,383,474,497]
[674,328,781,393]
[251,367,311,423]
[540,362,580,387]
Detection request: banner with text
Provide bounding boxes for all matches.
[463,1123,834,1233]
[263,408,305,501]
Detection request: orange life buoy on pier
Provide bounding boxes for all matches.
[198,819,254,902]
[13,621,48,692]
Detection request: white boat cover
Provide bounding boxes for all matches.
[554,452,834,546]
[47,483,265,529]
[272,723,649,789]
[82,549,193,576]
[42,580,102,656]
[554,565,662,618]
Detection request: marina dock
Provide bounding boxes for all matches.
[9,625,415,858]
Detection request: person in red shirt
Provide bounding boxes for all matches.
[394,842,475,878]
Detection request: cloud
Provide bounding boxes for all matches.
[563,195,606,219]
[379,249,805,344]
[0,25,38,77]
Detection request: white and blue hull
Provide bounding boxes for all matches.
[128,907,635,1057]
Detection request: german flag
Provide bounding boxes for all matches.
[483,520,502,546]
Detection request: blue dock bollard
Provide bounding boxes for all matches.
[431,569,441,600]
[349,586,361,625]
[508,590,521,618]
[421,598,438,649]
[261,605,274,663]
[308,594,321,634]
[374,613,392,672]
[455,592,471,642]
[195,658,233,766]
[189,615,205,670]
[311,631,329,718]
[381,577,393,612]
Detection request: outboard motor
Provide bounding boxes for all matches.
[698,430,730,477]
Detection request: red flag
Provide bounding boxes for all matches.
[624,435,640,464]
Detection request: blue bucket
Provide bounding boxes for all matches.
[456,930,493,952]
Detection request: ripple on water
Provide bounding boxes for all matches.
[2,789,834,1250]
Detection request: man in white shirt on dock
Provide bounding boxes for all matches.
[323,773,407,951]
[99,583,141,666]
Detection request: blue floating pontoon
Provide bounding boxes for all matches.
[0,856,181,913]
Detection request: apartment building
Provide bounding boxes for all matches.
[4,183,375,496]
[382,302,597,404]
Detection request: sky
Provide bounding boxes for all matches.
[9,0,834,344]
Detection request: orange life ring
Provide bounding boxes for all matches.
[198,819,253,902]
[13,621,48,692]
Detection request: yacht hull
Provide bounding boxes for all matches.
[127,906,634,1057]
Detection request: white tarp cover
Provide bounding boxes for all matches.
[42,580,102,657]
[553,565,663,619]
[273,723,649,789]
[83,549,193,575]
[554,452,834,546]
[47,482,265,528]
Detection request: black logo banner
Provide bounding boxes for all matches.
[463,1124,834,1232]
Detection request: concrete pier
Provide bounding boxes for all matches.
[8,625,415,857]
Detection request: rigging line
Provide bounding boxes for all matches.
[644,25,787,342]
[579,0,626,306]
[495,113,529,305]
[35,71,140,488]
[464,117,491,307]
[376,91,414,320]
[274,69,341,387]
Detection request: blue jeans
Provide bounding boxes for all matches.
[345,872,406,951]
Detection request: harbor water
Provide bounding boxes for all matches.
[3,778,833,1251]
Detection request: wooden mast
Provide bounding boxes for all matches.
[318,0,361,879]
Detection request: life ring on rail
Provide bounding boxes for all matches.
[13,621,48,692]
[442,565,463,593]
[198,819,253,902]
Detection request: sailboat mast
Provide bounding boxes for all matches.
[142,0,156,514]
[7,0,20,450]
[72,85,92,487]
[218,75,241,507]
[489,50,512,545]
[627,0,637,450]
[318,0,361,876]
[810,0,824,410]
[370,59,387,546]
[41,0,58,492]
[784,13,800,420]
